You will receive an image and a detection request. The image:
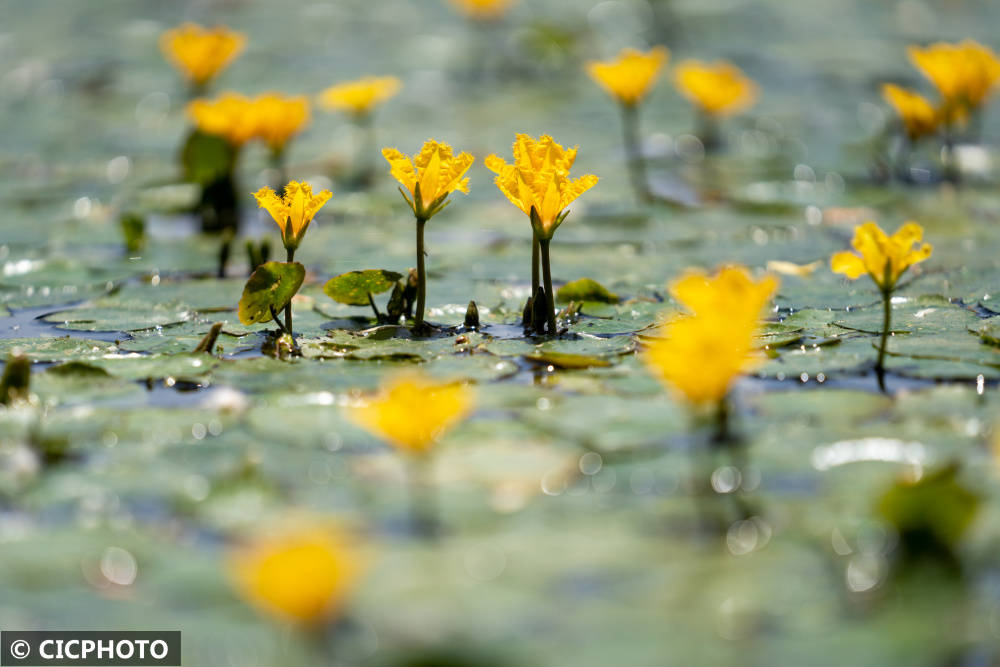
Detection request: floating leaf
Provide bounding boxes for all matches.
[323,269,404,306]
[525,351,614,369]
[556,278,620,304]
[238,261,306,326]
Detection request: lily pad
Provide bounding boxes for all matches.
[237,261,306,326]
[556,278,620,304]
[323,269,403,306]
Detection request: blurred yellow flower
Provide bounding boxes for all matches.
[645,265,777,405]
[485,134,599,239]
[449,0,517,20]
[320,76,401,116]
[253,181,332,251]
[160,23,245,88]
[383,140,474,219]
[587,47,669,106]
[229,521,365,627]
[882,84,939,140]
[645,313,755,405]
[908,40,1000,123]
[349,373,473,455]
[674,60,758,116]
[831,221,932,292]
[252,93,310,153]
[671,265,778,323]
[187,93,257,146]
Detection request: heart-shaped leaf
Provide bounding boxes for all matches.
[238,261,306,325]
[323,269,404,306]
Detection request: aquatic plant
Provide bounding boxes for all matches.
[673,60,757,149]
[831,221,932,390]
[383,140,475,332]
[587,47,669,203]
[160,23,245,94]
[229,520,365,627]
[348,372,473,535]
[320,76,401,186]
[239,181,332,345]
[644,266,777,439]
[485,134,599,335]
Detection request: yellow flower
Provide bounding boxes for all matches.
[645,313,757,405]
[252,93,310,153]
[908,40,1000,123]
[670,265,778,324]
[882,84,940,140]
[319,76,401,116]
[485,134,599,239]
[831,221,932,292]
[383,140,474,219]
[160,23,245,88]
[586,47,670,106]
[673,60,758,116]
[645,265,777,405]
[253,181,332,251]
[187,93,258,146]
[229,521,365,627]
[449,0,517,20]
[348,373,473,455]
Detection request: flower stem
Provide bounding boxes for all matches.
[270,148,287,193]
[415,217,427,329]
[531,233,540,294]
[408,455,437,538]
[539,238,556,335]
[876,289,891,392]
[285,247,295,335]
[621,102,651,204]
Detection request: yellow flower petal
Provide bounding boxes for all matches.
[252,181,332,250]
[673,60,757,116]
[882,84,939,140]
[488,134,599,237]
[160,23,245,87]
[587,46,669,106]
[320,76,401,116]
[348,373,473,454]
[383,140,474,216]
[252,93,310,151]
[830,221,933,290]
[229,520,365,627]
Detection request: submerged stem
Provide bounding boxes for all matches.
[539,238,557,335]
[621,103,651,204]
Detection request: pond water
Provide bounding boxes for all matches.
[3,0,1000,665]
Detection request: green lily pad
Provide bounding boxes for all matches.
[323,269,403,306]
[237,261,306,326]
[556,278,620,304]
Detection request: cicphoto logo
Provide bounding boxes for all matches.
[1,631,180,666]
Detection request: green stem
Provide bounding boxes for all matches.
[285,248,295,335]
[270,148,287,193]
[367,292,381,322]
[408,455,437,538]
[621,103,651,203]
[415,217,427,328]
[539,237,556,335]
[531,233,540,293]
[876,289,891,392]
[355,112,376,187]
